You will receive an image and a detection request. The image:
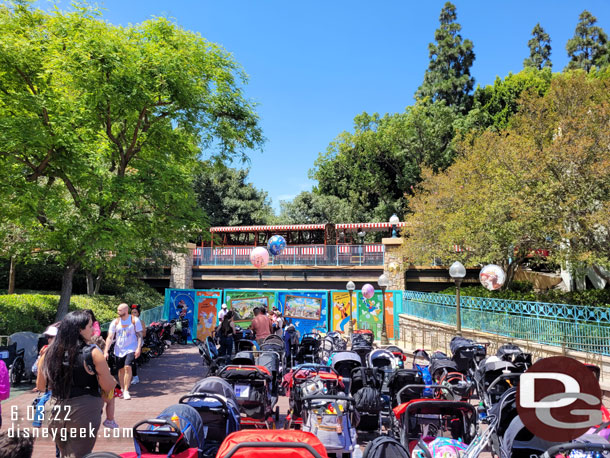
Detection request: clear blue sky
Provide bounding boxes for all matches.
[46,1,610,212]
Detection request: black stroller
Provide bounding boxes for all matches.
[429,351,472,401]
[350,329,374,366]
[449,336,482,375]
[350,367,385,434]
[0,341,26,385]
[328,351,362,393]
[296,333,321,365]
[318,331,347,365]
[259,335,285,395]
[234,328,257,353]
[496,343,532,372]
[474,357,521,410]
[180,377,241,457]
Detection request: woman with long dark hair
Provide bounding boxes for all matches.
[37,310,116,458]
[218,310,235,357]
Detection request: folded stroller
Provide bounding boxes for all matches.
[350,367,385,434]
[180,377,241,457]
[350,330,374,366]
[297,333,321,365]
[218,365,279,428]
[328,351,362,393]
[121,404,206,458]
[301,394,358,456]
[216,430,329,458]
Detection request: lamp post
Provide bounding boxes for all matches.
[389,214,399,238]
[378,273,390,345]
[357,229,365,264]
[449,261,466,336]
[346,281,355,336]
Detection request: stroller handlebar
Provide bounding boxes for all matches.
[396,384,455,403]
[179,393,230,411]
[133,418,181,434]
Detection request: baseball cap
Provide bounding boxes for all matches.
[44,325,58,337]
[221,303,227,309]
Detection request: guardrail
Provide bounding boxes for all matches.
[193,244,385,267]
[403,291,610,356]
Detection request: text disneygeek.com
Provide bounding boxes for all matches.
[6,425,133,441]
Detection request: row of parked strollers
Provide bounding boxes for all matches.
[87,330,610,458]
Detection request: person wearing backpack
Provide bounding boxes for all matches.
[104,303,143,400]
[218,311,235,357]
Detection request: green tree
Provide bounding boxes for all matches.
[415,2,475,114]
[193,161,274,228]
[277,192,365,224]
[566,10,608,72]
[0,2,262,318]
[523,23,552,70]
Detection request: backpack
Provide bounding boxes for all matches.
[353,386,383,414]
[362,436,409,458]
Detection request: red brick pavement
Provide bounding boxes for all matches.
[2,344,228,458]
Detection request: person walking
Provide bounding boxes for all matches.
[37,310,116,457]
[250,308,272,347]
[272,310,284,336]
[104,303,143,400]
[130,305,145,385]
[217,311,235,357]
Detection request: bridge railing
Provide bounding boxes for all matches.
[193,244,385,267]
[403,291,610,356]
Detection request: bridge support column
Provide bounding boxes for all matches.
[382,237,404,290]
[170,243,195,289]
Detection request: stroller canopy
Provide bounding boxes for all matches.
[191,376,240,407]
[501,416,562,458]
[329,351,362,367]
[217,430,329,458]
[368,349,397,370]
[479,356,516,375]
[450,336,476,355]
[153,403,206,452]
[261,335,285,353]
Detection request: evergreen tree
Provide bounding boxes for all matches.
[415,2,475,114]
[523,23,552,70]
[566,10,608,72]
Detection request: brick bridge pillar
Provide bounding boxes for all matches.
[169,243,195,290]
[383,237,404,290]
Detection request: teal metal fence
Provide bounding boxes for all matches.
[403,291,610,356]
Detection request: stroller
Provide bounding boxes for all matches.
[496,343,532,372]
[216,430,329,458]
[283,364,344,429]
[350,330,374,365]
[259,335,286,394]
[328,351,362,394]
[429,351,472,401]
[388,369,425,409]
[121,404,206,458]
[474,356,521,410]
[180,377,241,457]
[283,324,300,368]
[301,394,358,456]
[0,341,26,385]
[383,345,407,369]
[449,336,479,375]
[296,333,322,365]
[235,329,258,353]
[319,331,348,365]
[218,365,279,428]
[350,367,385,434]
[393,399,477,455]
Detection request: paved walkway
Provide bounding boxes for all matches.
[2,344,213,457]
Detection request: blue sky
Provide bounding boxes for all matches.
[46,1,610,212]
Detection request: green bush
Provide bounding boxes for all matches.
[439,284,610,307]
[0,282,164,335]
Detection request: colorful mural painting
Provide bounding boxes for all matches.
[357,291,396,340]
[165,289,197,339]
[195,290,221,341]
[276,291,328,335]
[223,290,277,326]
[331,291,357,333]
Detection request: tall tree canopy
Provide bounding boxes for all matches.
[277,192,365,224]
[193,162,273,228]
[415,2,475,114]
[566,10,608,72]
[523,23,552,70]
[310,101,459,221]
[404,72,610,286]
[0,1,263,318]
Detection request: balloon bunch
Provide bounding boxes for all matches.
[249,235,288,275]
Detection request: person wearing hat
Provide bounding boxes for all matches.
[32,324,59,377]
[218,303,228,322]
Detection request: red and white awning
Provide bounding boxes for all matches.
[210,224,327,233]
[336,222,408,231]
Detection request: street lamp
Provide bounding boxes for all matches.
[449,261,467,336]
[378,273,390,345]
[357,229,365,244]
[346,281,355,336]
[389,214,400,238]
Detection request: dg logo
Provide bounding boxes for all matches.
[517,356,603,441]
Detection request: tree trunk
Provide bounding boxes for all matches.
[94,272,102,295]
[86,271,94,295]
[56,263,78,321]
[8,255,16,294]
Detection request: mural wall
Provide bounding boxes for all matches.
[277,291,329,335]
[195,290,222,341]
[223,290,277,327]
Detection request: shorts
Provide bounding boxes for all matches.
[115,352,136,370]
